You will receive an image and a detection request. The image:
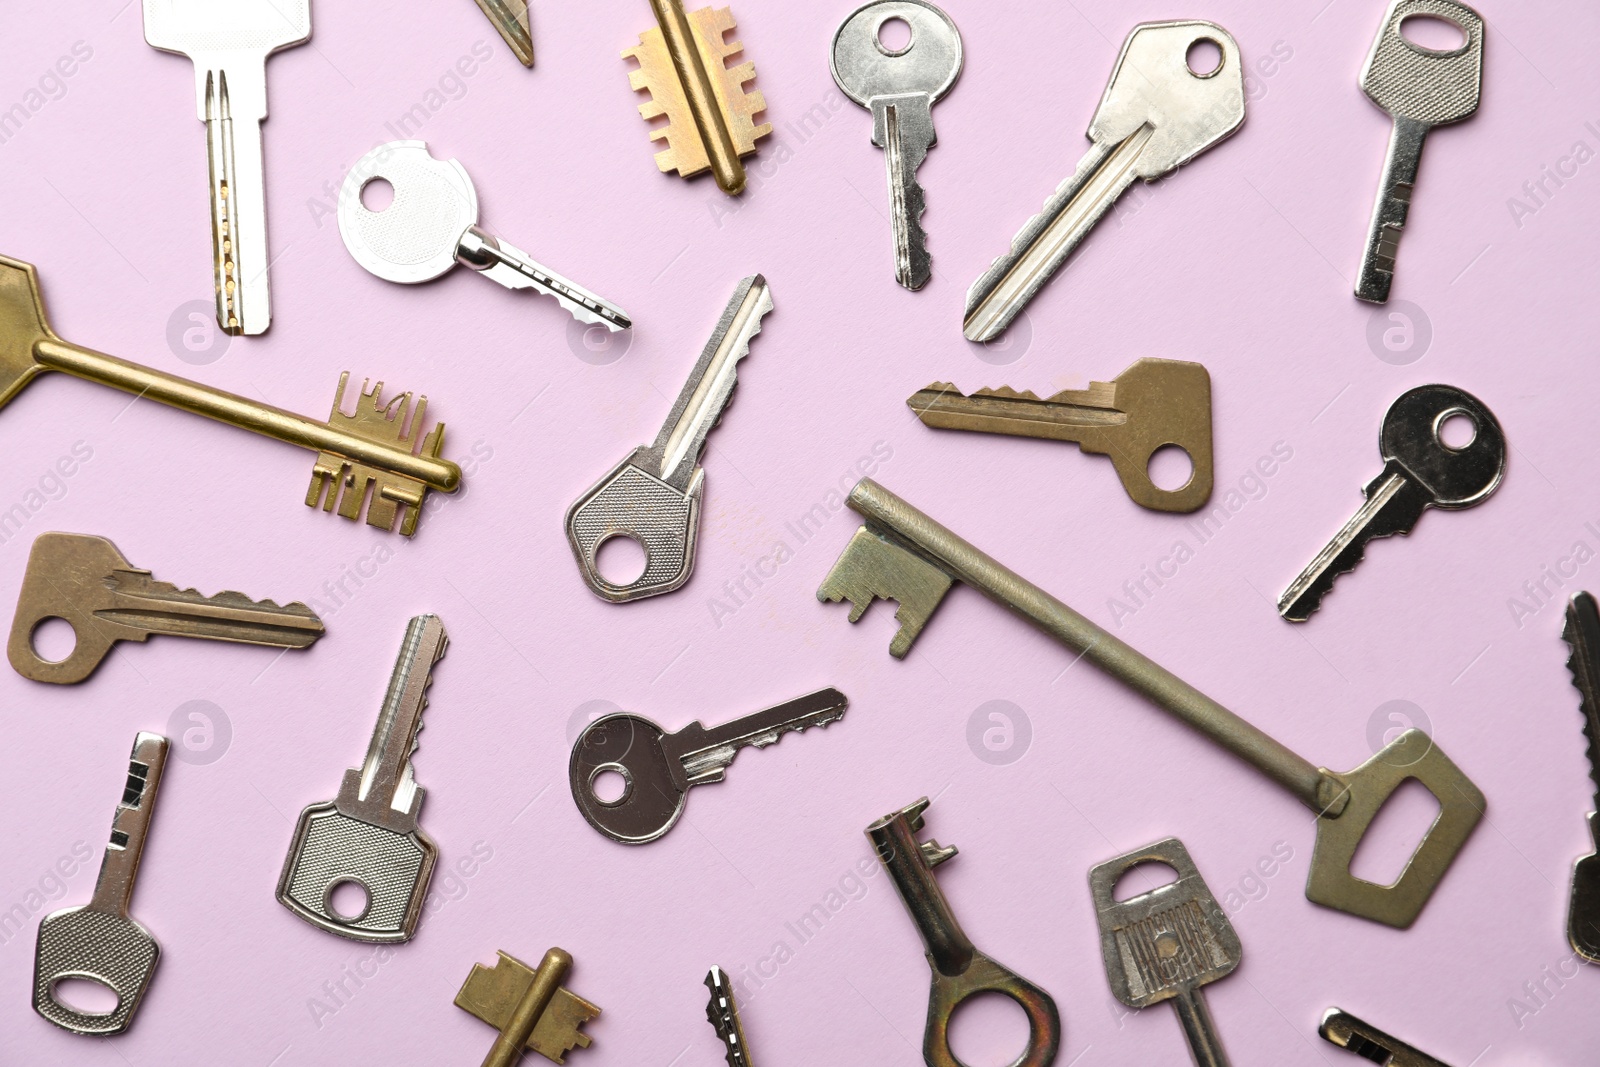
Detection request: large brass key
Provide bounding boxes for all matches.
[0,256,460,536]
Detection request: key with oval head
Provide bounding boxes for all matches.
[339,141,631,332]
[1355,0,1484,303]
[277,614,447,942]
[566,275,772,601]
[964,21,1244,342]
[1090,838,1240,1067]
[34,733,169,1035]
[1278,384,1504,622]
[569,687,847,844]
[832,0,962,291]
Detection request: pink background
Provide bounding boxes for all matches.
[2,0,1599,1063]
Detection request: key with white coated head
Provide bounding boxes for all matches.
[1354,0,1484,304]
[1278,384,1504,622]
[277,614,448,943]
[964,21,1244,341]
[143,0,310,336]
[34,733,169,1035]
[339,141,631,332]
[565,275,772,601]
[569,687,847,844]
[831,0,962,291]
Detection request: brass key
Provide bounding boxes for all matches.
[0,256,461,535]
[455,948,601,1066]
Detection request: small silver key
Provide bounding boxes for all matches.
[831,0,963,291]
[1278,384,1504,622]
[143,0,311,336]
[569,686,847,844]
[964,21,1244,341]
[1091,838,1241,1067]
[34,732,169,1035]
[277,614,448,943]
[1354,0,1484,303]
[565,275,772,601]
[339,141,631,332]
[1320,1009,1453,1067]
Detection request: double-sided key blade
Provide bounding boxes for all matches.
[143,0,311,335]
[1354,1,1484,303]
[7,532,324,684]
[964,21,1244,341]
[705,965,754,1067]
[33,733,168,1035]
[1563,591,1600,961]
[1319,1009,1452,1067]
[459,229,632,332]
[667,687,848,786]
[472,0,534,66]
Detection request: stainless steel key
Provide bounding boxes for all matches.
[705,965,755,1067]
[34,733,169,1035]
[569,686,847,844]
[1091,838,1240,1067]
[277,614,448,943]
[339,141,631,332]
[565,275,772,601]
[831,0,963,291]
[1320,1009,1453,1067]
[964,21,1244,341]
[143,0,310,336]
[1562,591,1600,962]
[1278,384,1504,622]
[818,478,1486,928]
[1354,0,1484,303]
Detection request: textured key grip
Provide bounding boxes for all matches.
[566,457,701,602]
[1360,0,1484,124]
[277,806,436,943]
[338,141,477,283]
[33,908,159,1035]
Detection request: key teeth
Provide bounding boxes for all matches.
[966,167,1085,314]
[308,373,445,538]
[1563,593,1600,802]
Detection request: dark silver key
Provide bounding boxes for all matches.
[1320,1008,1453,1067]
[1563,591,1600,961]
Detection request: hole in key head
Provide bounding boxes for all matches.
[359,177,395,211]
[1349,777,1443,886]
[595,534,648,586]
[1112,860,1180,901]
[876,16,913,56]
[1399,13,1468,53]
[30,616,76,663]
[51,976,120,1016]
[1147,445,1195,492]
[1186,37,1224,77]
[326,879,371,921]
[589,763,632,806]
[1435,409,1476,451]
[947,991,1032,1067]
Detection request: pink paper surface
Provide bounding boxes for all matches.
[1,0,1598,1063]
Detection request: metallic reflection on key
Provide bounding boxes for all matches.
[1320,1008,1453,1067]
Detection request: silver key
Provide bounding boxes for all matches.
[831,0,963,291]
[1354,0,1484,304]
[277,614,448,943]
[34,733,169,1035]
[963,21,1245,342]
[569,686,847,844]
[143,0,311,336]
[1278,384,1504,622]
[565,274,772,601]
[339,141,631,332]
[705,965,755,1067]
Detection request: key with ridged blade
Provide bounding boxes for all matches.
[908,358,1212,512]
[456,948,600,1066]
[1563,591,1600,961]
[0,256,460,536]
[705,965,754,1067]
[1320,1009,1453,1067]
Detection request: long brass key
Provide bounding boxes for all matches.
[0,256,460,535]
[818,478,1485,929]
[456,948,601,1066]
[907,358,1213,512]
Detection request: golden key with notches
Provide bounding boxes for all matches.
[0,256,461,536]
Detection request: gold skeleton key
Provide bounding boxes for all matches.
[907,357,1213,513]
[0,256,460,535]
[623,0,771,194]
[456,948,601,1067]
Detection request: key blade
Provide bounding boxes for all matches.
[472,0,534,66]
[91,581,323,647]
[673,687,849,785]
[357,614,448,814]
[819,526,955,659]
[705,965,754,1067]
[88,733,170,917]
[455,951,601,1061]
[1319,1008,1452,1067]
[877,95,935,290]
[1563,592,1600,960]
[460,229,632,331]
[0,255,58,409]
[205,73,271,334]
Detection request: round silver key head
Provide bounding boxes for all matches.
[568,714,686,844]
[337,140,477,284]
[1360,0,1484,125]
[1379,383,1505,508]
[831,0,963,108]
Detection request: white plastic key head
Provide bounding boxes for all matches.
[338,141,478,284]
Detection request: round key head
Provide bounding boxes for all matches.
[1360,0,1484,125]
[830,0,963,108]
[1379,383,1505,508]
[337,140,478,284]
[568,714,686,844]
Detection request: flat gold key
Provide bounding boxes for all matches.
[456,948,601,1066]
[0,256,461,535]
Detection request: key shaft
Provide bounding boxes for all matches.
[1563,591,1600,961]
[705,965,755,1067]
[88,733,170,917]
[357,614,448,816]
[877,94,936,290]
[471,0,534,66]
[667,687,848,785]
[456,228,631,331]
[650,0,747,193]
[1355,116,1428,304]
[1319,1009,1452,1067]
[203,69,271,333]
